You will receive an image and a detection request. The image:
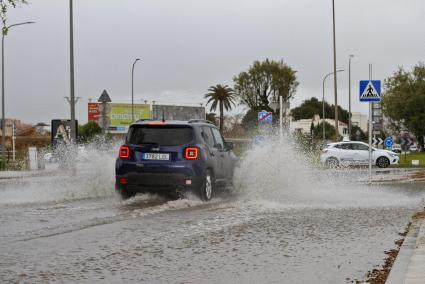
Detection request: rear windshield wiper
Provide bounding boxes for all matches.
[139,142,159,147]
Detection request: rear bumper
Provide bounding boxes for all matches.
[116,172,203,195]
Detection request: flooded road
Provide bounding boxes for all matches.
[0,181,424,283]
[0,144,424,283]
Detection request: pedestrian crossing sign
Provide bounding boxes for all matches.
[360,80,381,102]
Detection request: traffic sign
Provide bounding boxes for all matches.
[258,111,273,124]
[372,137,383,147]
[384,137,393,148]
[360,80,381,102]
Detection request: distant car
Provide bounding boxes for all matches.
[320,141,399,168]
[410,144,418,152]
[115,120,237,200]
[392,144,402,153]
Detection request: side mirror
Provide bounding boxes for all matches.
[225,142,234,151]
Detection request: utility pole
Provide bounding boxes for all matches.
[348,54,354,138]
[131,58,141,122]
[332,0,339,140]
[69,0,76,142]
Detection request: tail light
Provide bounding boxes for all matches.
[119,177,128,185]
[119,146,130,159]
[184,147,199,160]
[321,149,328,154]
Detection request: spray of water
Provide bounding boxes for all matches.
[233,135,421,209]
[0,139,119,204]
[0,133,422,211]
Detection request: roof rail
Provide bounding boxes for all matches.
[135,119,154,123]
[188,119,214,125]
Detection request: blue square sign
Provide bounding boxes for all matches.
[360,80,381,102]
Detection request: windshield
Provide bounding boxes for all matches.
[127,125,193,146]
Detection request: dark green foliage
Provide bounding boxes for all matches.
[350,125,367,141]
[311,121,336,140]
[204,84,236,132]
[382,63,425,151]
[241,109,259,133]
[205,113,217,126]
[78,121,102,143]
[291,97,349,123]
[233,59,298,112]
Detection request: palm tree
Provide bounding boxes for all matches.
[204,84,236,132]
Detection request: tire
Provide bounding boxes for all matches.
[326,157,339,168]
[119,191,136,200]
[116,182,136,200]
[376,156,390,168]
[199,170,214,202]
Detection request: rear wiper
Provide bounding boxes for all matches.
[140,142,159,147]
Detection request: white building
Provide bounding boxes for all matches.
[290,114,348,136]
[351,112,368,133]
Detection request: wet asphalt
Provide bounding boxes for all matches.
[0,169,424,283]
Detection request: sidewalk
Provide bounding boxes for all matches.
[386,212,425,284]
[0,164,59,180]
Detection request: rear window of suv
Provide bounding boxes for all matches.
[127,125,193,146]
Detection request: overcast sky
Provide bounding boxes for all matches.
[4,0,425,124]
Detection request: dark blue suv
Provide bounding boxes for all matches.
[115,119,237,201]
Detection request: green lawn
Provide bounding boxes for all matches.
[397,152,425,167]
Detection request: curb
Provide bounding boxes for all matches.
[386,219,425,284]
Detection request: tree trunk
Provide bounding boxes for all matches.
[219,100,224,133]
[417,135,424,152]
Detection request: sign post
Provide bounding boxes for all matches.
[360,64,381,184]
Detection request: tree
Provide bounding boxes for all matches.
[382,63,425,151]
[205,113,217,126]
[350,125,367,141]
[78,121,102,143]
[233,59,298,112]
[312,121,336,140]
[1,1,27,33]
[241,109,258,133]
[204,84,236,132]
[291,97,349,123]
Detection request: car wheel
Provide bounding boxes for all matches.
[326,157,339,168]
[199,170,214,201]
[376,156,390,168]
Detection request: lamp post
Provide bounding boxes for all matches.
[322,69,344,142]
[1,21,34,163]
[332,0,339,141]
[131,58,140,122]
[348,54,354,138]
[69,0,76,143]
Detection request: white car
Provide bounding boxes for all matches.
[320,141,399,168]
[392,144,402,153]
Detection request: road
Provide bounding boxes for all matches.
[0,147,424,283]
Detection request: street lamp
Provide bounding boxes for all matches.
[348,54,354,138]
[322,69,344,142]
[332,0,339,140]
[1,21,34,163]
[131,58,141,122]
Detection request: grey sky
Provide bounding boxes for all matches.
[4,0,425,124]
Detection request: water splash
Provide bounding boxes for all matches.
[0,140,119,204]
[233,135,421,209]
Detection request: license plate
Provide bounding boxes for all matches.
[142,153,170,161]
